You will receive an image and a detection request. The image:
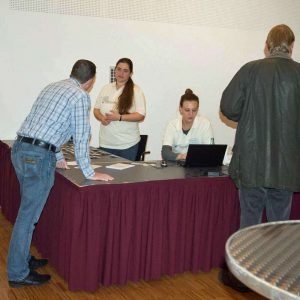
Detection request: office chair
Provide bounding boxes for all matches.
[135,135,150,161]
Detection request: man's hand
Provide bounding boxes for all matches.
[89,172,114,181]
[56,159,70,169]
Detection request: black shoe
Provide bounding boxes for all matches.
[29,256,48,270]
[9,270,51,288]
[219,268,250,293]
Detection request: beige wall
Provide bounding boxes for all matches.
[1,1,300,159]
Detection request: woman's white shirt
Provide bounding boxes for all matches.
[162,115,213,154]
[94,82,146,149]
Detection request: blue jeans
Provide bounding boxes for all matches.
[100,142,139,161]
[7,141,56,281]
[239,187,292,229]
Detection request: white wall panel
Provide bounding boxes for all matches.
[1,1,300,159]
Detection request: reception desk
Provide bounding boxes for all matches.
[1,140,300,291]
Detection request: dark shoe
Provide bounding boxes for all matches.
[9,270,51,288]
[29,256,48,270]
[219,268,250,293]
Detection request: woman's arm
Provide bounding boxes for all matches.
[162,145,184,161]
[93,108,110,126]
[162,120,187,161]
[105,111,145,122]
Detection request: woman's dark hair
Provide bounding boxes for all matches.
[70,59,96,83]
[179,89,199,107]
[115,58,134,114]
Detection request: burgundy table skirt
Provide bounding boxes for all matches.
[1,141,300,291]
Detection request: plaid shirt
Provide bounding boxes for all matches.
[17,78,94,178]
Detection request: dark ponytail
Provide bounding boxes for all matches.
[116,58,134,114]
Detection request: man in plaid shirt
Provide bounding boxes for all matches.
[7,59,113,288]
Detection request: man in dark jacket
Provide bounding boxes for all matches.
[219,24,300,292]
[221,24,300,228]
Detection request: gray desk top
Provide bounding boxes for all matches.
[3,140,228,187]
[226,221,300,300]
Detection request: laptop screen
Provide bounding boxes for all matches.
[184,144,227,167]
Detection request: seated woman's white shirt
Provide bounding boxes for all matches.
[162,115,213,154]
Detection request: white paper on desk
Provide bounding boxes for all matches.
[106,163,135,170]
[131,162,154,167]
[74,164,101,169]
[91,164,102,169]
[223,145,233,166]
[67,161,77,166]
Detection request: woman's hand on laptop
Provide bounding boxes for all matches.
[176,153,187,160]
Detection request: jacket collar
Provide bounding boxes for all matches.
[267,51,292,60]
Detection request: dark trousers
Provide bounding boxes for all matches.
[100,142,139,161]
[239,187,292,229]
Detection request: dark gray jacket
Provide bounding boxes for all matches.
[220,52,300,191]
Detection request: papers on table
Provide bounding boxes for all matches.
[223,146,233,166]
[68,161,138,170]
[131,162,157,167]
[90,164,102,169]
[68,161,101,169]
[106,163,135,170]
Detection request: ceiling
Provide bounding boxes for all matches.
[9,0,300,32]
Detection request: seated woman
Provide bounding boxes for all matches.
[161,89,214,161]
[93,58,146,160]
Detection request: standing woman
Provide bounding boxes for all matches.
[162,89,214,161]
[94,58,146,160]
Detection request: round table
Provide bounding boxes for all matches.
[226,221,300,300]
